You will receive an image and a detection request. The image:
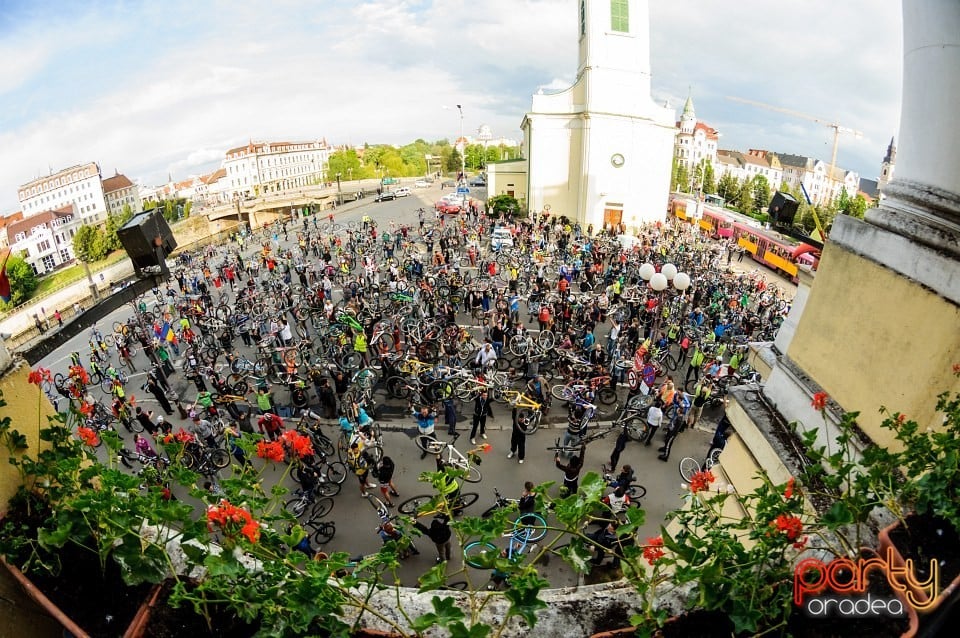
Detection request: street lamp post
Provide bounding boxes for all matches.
[456,104,465,180]
[336,172,342,206]
[639,262,691,342]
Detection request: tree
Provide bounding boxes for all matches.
[465,144,485,170]
[445,148,462,173]
[104,204,134,251]
[487,194,520,219]
[717,172,739,203]
[752,175,771,214]
[72,224,108,263]
[3,255,37,307]
[702,161,716,195]
[735,177,755,213]
[327,149,363,180]
[485,146,501,164]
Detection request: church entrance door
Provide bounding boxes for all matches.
[604,208,623,228]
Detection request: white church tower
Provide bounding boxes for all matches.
[520,0,676,228]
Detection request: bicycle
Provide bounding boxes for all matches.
[501,389,544,434]
[463,513,548,569]
[285,491,334,520]
[679,448,724,483]
[545,426,615,455]
[413,433,485,482]
[181,444,230,475]
[397,491,480,517]
[303,518,336,546]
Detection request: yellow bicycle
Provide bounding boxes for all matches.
[502,390,544,434]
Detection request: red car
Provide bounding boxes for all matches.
[436,200,461,214]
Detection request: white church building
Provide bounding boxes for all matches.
[488,0,675,229]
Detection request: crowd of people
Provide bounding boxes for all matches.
[49,195,792,582]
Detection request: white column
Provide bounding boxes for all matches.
[866,0,960,257]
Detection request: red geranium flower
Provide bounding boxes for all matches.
[643,536,666,565]
[773,513,804,541]
[688,470,715,494]
[28,368,49,386]
[174,429,195,444]
[76,426,99,447]
[207,499,259,544]
[811,392,828,411]
[256,440,285,462]
[69,365,90,385]
[953,363,960,375]
[793,535,809,550]
[784,477,795,500]
[78,401,94,417]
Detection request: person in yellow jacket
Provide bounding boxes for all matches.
[353,330,368,367]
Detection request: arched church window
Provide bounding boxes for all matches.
[611,0,629,32]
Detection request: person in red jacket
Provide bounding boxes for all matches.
[257,413,283,441]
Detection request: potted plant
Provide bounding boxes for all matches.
[872,375,960,615]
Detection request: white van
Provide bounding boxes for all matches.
[394,187,411,197]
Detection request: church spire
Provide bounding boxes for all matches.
[681,88,695,119]
[884,136,897,164]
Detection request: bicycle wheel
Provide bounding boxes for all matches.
[365,494,389,518]
[463,541,498,569]
[210,448,231,469]
[316,481,341,497]
[679,457,701,483]
[516,512,548,542]
[398,494,435,516]
[452,462,481,483]
[508,335,528,357]
[624,417,649,442]
[309,434,335,458]
[285,496,312,518]
[311,522,336,546]
[324,460,348,484]
[126,416,144,433]
[550,384,576,402]
[627,484,647,501]
[310,497,335,520]
[415,435,445,454]
[181,450,198,470]
[454,492,479,511]
[706,447,723,468]
[517,409,541,435]
[362,445,383,465]
[386,376,411,400]
[537,330,556,350]
[596,386,618,406]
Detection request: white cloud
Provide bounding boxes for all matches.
[0,0,905,212]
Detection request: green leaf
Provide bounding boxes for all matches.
[417,562,447,593]
[449,621,492,638]
[503,581,548,628]
[822,502,854,527]
[410,595,465,631]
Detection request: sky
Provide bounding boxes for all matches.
[0,0,903,213]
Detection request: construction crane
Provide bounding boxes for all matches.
[726,96,863,204]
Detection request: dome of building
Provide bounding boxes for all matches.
[477,124,493,141]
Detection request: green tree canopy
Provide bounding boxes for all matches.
[487,194,520,219]
[735,177,755,213]
[3,255,38,307]
[72,225,108,262]
[752,175,771,214]
[701,161,717,195]
[104,204,135,252]
[716,172,739,203]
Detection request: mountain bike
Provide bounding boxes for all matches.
[463,513,548,570]
[413,433,485,482]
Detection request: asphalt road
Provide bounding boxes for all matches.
[34,187,747,589]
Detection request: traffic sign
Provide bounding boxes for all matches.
[457,187,470,194]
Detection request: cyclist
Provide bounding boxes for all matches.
[347,442,377,498]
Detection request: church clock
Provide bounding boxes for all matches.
[611,153,625,168]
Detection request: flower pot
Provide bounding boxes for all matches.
[878,514,960,615]
[123,582,165,638]
[0,556,91,638]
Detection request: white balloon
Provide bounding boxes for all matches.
[662,263,678,280]
[650,273,668,291]
[638,263,655,281]
[674,272,691,291]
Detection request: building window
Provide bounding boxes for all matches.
[610,0,628,32]
[42,255,56,271]
[60,249,72,262]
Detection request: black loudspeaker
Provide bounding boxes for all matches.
[768,191,799,226]
[116,210,177,277]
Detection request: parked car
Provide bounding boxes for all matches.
[490,227,514,250]
[441,180,457,188]
[394,187,411,197]
[468,177,486,187]
[436,200,462,214]
[414,180,430,188]
[375,191,397,202]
